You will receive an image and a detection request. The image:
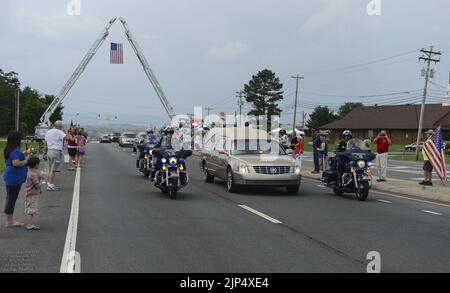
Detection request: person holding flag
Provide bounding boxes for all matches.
[420,127,448,186]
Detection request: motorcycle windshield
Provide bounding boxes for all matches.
[346,139,370,151]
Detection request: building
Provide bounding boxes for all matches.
[321,104,450,144]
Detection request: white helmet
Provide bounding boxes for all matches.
[342,130,353,138]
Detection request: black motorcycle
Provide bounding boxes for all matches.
[321,139,375,201]
[136,138,158,178]
[151,149,192,199]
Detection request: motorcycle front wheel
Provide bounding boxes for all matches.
[356,181,370,201]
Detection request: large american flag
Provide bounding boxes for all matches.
[110,43,123,64]
[423,126,448,185]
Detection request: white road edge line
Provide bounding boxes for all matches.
[60,166,81,273]
[376,199,392,204]
[239,205,282,224]
[421,210,443,216]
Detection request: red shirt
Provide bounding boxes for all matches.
[376,137,390,154]
[294,141,304,156]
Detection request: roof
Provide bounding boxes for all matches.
[322,104,450,130]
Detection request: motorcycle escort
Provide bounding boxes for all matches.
[321,139,375,201]
[150,148,192,199]
[136,136,159,178]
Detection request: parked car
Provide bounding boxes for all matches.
[133,132,147,152]
[119,132,137,147]
[110,132,121,143]
[404,142,424,151]
[200,127,302,194]
[100,134,111,143]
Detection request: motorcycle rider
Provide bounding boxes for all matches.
[337,130,353,152]
[136,128,159,168]
[151,127,192,184]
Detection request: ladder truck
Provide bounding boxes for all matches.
[35,16,176,140]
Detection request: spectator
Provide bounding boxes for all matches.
[76,129,87,167]
[318,132,329,171]
[67,127,78,171]
[25,156,42,230]
[419,129,435,186]
[294,135,304,170]
[44,120,72,191]
[312,130,321,174]
[279,130,289,150]
[373,130,392,182]
[3,131,29,228]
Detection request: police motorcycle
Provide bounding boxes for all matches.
[136,134,159,178]
[150,128,193,199]
[321,138,375,201]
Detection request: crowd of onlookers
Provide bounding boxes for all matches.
[2,121,88,230]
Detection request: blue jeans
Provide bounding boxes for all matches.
[313,150,320,172]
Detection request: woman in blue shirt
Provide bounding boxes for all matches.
[3,131,29,228]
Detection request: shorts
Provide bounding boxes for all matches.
[25,196,39,215]
[68,147,77,157]
[47,149,62,173]
[77,150,85,156]
[423,161,433,172]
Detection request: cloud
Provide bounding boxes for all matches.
[299,0,354,35]
[207,41,250,61]
[10,6,103,41]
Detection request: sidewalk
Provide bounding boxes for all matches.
[301,166,450,204]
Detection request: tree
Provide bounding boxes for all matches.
[338,102,363,119]
[306,106,338,130]
[0,69,64,136]
[243,69,283,124]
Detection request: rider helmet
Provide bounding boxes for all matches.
[342,130,353,139]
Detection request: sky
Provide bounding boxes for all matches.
[1,0,450,127]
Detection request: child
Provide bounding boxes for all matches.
[25,156,42,230]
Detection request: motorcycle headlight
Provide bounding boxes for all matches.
[239,163,250,174]
[161,158,167,164]
[357,160,366,168]
[169,157,178,165]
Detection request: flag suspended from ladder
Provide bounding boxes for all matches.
[110,43,123,64]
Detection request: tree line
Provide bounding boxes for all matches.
[240,68,363,130]
[0,69,63,136]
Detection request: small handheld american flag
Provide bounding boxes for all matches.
[423,126,448,185]
[110,43,123,64]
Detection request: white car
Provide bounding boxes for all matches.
[119,132,137,147]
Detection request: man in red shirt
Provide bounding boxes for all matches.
[373,130,392,182]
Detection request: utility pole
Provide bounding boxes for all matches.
[415,46,441,160]
[236,90,244,126]
[205,107,214,118]
[291,74,304,133]
[15,87,20,131]
[301,111,306,132]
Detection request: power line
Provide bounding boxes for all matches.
[303,48,420,76]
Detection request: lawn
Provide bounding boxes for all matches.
[0,141,41,173]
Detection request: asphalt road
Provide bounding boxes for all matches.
[2,143,450,273]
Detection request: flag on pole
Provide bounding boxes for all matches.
[110,43,123,64]
[423,126,448,185]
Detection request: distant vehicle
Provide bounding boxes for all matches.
[200,127,302,194]
[100,134,111,143]
[404,142,424,151]
[133,132,147,152]
[119,132,137,147]
[110,132,121,143]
